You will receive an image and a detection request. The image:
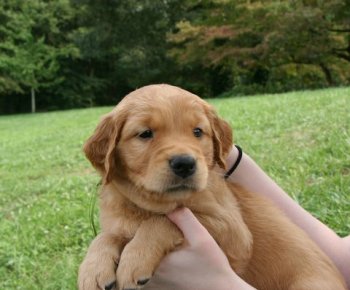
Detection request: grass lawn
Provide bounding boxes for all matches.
[0,87,349,289]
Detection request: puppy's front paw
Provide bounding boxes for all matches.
[116,243,156,290]
[78,253,118,290]
[78,233,125,290]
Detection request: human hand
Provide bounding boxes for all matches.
[144,207,256,290]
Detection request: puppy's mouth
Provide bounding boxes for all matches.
[165,184,197,193]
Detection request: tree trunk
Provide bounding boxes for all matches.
[319,63,334,86]
[31,87,36,113]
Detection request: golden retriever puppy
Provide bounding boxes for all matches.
[78,84,346,290]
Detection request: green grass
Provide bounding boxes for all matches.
[1,87,349,289]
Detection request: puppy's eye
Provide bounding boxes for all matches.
[138,130,153,139]
[193,128,203,138]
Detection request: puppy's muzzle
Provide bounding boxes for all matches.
[169,155,196,179]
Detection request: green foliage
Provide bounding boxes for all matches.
[0,88,349,289]
[266,64,326,92]
[0,0,81,113]
[0,0,78,91]
[0,0,350,113]
[169,0,350,95]
[70,0,183,101]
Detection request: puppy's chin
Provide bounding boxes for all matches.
[114,168,208,213]
[132,181,206,213]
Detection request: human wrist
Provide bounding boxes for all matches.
[225,145,245,180]
[226,145,239,172]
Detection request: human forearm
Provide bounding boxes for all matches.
[226,146,350,288]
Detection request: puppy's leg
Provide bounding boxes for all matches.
[117,216,183,290]
[78,232,126,290]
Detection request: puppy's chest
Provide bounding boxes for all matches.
[187,188,244,236]
[101,205,151,240]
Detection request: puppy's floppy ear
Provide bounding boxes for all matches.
[83,111,125,184]
[206,106,233,169]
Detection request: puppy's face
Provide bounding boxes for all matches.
[84,84,232,209]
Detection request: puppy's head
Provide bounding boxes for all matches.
[84,84,232,209]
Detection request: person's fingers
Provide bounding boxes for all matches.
[167,207,210,246]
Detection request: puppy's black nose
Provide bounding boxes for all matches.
[169,155,196,179]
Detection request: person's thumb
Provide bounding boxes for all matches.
[167,207,210,246]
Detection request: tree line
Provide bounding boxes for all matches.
[0,0,349,114]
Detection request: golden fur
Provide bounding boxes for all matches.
[78,84,346,290]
